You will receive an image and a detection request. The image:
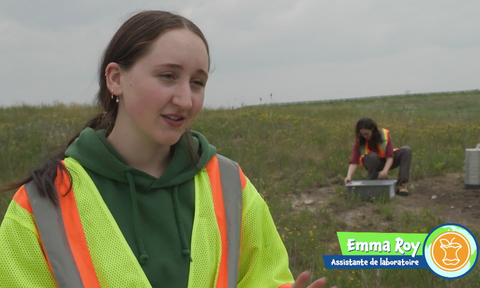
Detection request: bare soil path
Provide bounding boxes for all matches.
[291,173,480,233]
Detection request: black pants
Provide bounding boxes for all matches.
[362,146,412,183]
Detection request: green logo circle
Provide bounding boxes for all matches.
[423,223,478,279]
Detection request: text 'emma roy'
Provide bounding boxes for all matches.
[347,237,421,257]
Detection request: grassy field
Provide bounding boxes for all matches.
[1,91,480,287]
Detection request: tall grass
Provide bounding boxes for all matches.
[1,91,479,287]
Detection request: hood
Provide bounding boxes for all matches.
[65,127,217,187]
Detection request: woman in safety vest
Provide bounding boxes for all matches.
[344,117,412,196]
[0,10,335,288]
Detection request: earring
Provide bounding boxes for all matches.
[111,94,119,103]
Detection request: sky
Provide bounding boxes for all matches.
[1,0,479,109]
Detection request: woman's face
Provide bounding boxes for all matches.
[359,128,373,141]
[115,28,209,147]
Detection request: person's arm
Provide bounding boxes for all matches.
[0,188,57,287]
[237,177,293,287]
[344,164,357,184]
[379,132,394,178]
[238,176,335,288]
[345,141,360,184]
[379,157,393,179]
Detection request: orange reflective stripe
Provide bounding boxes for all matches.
[206,156,228,288]
[360,128,389,165]
[56,163,101,288]
[238,167,247,190]
[376,142,386,158]
[277,284,293,288]
[365,143,371,154]
[13,186,33,214]
[366,140,386,158]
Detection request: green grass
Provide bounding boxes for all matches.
[1,91,480,287]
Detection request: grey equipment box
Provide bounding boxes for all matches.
[345,180,397,201]
[465,144,480,189]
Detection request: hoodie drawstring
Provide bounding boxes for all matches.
[173,186,193,262]
[126,171,150,265]
[126,171,192,264]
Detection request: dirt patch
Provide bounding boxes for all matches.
[404,173,480,231]
[291,173,480,232]
[291,186,336,212]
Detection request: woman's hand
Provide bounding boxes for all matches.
[378,170,388,179]
[345,164,357,185]
[291,271,336,288]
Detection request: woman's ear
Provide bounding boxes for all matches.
[105,63,123,96]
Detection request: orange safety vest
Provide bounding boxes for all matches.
[14,154,246,288]
[359,128,389,167]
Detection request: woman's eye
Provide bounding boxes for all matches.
[191,79,205,87]
[160,73,175,80]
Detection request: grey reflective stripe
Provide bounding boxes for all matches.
[24,181,85,288]
[216,154,242,288]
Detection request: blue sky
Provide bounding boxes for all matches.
[1,0,479,108]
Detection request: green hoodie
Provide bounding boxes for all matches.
[65,128,216,287]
